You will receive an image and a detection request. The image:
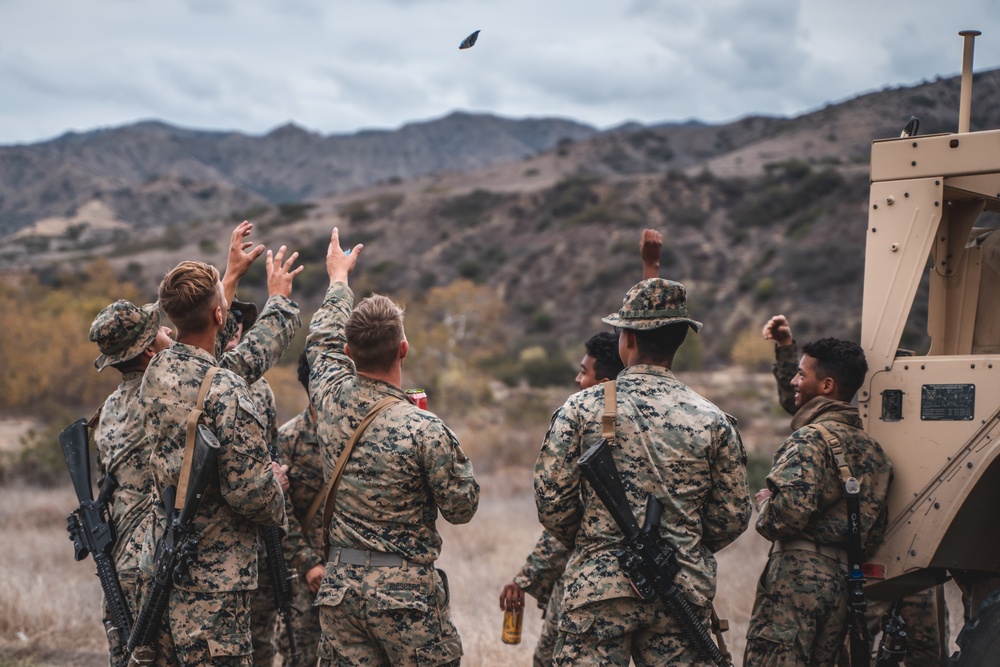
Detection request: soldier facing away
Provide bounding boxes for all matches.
[306,228,480,666]
[137,253,299,665]
[744,335,893,667]
[534,278,752,666]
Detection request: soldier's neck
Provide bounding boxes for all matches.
[357,366,402,389]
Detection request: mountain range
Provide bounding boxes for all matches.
[3,69,1000,365]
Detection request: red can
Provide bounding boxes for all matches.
[406,389,428,410]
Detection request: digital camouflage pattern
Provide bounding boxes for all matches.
[745,397,893,666]
[513,529,570,667]
[164,589,253,665]
[89,300,161,371]
[771,341,948,667]
[317,564,462,666]
[534,365,752,665]
[306,282,479,665]
[273,406,326,667]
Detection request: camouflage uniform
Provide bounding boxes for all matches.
[513,529,570,667]
[773,342,949,667]
[272,406,326,666]
[136,295,299,666]
[744,396,893,667]
[306,282,480,667]
[535,279,751,666]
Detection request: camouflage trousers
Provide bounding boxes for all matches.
[533,576,564,667]
[249,549,277,665]
[316,562,462,666]
[553,595,715,666]
[273,573,322,667]
[837,585,949,667]
[133,589,253,667]
[744,550,848,667]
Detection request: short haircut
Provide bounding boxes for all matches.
[632,322,689,364]
[345,294,404,373]
[801,337,869,402]
[585,332,625,381]
[297,348,310,392]
[158,261,222,336]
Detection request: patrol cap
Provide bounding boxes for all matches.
[231,298,258,331]
[602,278,703,333]
[89,300,161,371]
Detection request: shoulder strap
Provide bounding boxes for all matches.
[811,421,853,483]
[176,366,221,509]
[601,380,616,441]
[305,395,404,547]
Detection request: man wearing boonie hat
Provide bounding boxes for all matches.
[85,299,174,666]
[535,277,752,666]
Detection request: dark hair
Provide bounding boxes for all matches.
[345,294,404,373]
[801,337,868,401]
[158,261,221,336]
[297,348,310,393]
[585,332,625,381]
[632,323,689,364]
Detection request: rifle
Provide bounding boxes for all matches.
[873,599,907,667]
[578,439,732,667]
[844,477,871,667]
[61,417,133,660]
[262,442,299,666]
[127,424,220,654]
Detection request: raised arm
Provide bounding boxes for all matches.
[640,228,663,280]
[763,314,798,416]
[221,221,266,305]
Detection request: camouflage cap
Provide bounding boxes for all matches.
[602,278,703,332]
[89,300,161,371]
[230,298,258,331]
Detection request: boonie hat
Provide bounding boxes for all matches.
[602,278,703,332]
[89,300,161,371]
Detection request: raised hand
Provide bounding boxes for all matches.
[325,227,364,285]
[266,245,304,299]
[762,314,793,346]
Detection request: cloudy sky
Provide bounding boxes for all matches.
[1,0,997,146]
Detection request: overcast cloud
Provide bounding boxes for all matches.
[1,0,997,145]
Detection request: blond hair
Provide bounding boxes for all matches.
[346,294,405,372]
[158,261,222,335]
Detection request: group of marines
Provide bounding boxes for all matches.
[80,220,945,666]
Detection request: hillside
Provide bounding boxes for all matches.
[4,69,1000,367]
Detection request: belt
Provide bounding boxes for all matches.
[328,546,408,568]
[772,538,848,564]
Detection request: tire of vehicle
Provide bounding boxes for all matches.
[950,590,1000,666]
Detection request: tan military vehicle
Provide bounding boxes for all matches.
[860,29,1000,664]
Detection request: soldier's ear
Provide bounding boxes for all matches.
[344,343,353,360]
[820,375,837,397]
[399,339,409,361]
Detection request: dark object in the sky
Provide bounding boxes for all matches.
[459,30,480,50]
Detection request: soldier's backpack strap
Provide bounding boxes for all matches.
[176,366,221,509]
[601,380,616,441]
[307,395,404,548]
[810,421,854,482]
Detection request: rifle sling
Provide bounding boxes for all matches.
[304,396,403,547]
[177,366,220,510]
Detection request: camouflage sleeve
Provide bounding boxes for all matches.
[702,417,752,552]
[220,295,301,385]
[306,283,355,401]
[512,529,570,603]
[773,341,799,416]
[755,430,826,542]
[212,382,287,528]
[534,404,584,550]
[419,418,479,525]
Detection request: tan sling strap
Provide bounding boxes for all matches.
[601,380,733,656]
[601,380,616,441]
[305,395,404,547]
[176,366,221,509]
[811,421,854,482]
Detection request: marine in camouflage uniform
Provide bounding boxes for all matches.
[88,300,174,667]
[535,278,752,666]
[137,260,298,666]
[763,318,949,667]
[272,353,326,667]
[744,335,893,667]
[306,229,480,667]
